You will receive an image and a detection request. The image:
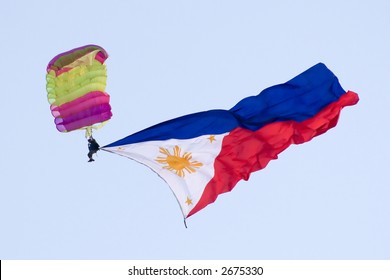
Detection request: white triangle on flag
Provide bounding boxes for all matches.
[102,133,227,217]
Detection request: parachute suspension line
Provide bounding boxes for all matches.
[85,127,93,138]
[184,218,188,228]
[84,121,109,138]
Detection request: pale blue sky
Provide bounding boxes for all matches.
[0,0,389,259]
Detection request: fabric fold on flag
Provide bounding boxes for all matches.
[102,63,359,219]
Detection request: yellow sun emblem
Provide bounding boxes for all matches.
[155,145,203,177]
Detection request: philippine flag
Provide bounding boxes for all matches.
[102,63,359,219]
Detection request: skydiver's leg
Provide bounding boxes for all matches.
[88,151,95,162]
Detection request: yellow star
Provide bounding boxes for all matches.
[185,197,193,205]
[207,135,216,143]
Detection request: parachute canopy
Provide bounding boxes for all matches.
[46,45,112,136]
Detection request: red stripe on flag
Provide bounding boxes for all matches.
[188,91,359,217]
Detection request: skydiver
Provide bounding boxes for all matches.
[87,137,100,162]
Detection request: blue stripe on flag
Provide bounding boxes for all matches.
[103,63,346,147]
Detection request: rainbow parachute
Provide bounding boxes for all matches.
[46,45,112,137]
